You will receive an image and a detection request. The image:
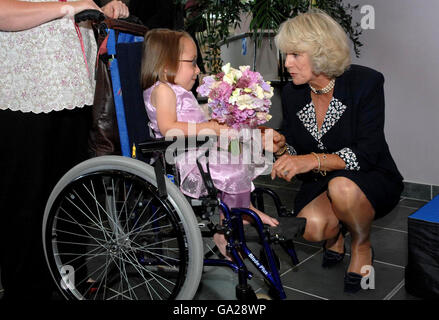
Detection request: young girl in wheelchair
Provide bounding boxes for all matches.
[141,28,279,259]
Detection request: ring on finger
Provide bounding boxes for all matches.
[283,170,289,176]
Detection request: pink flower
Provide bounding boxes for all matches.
[197,64,273,129]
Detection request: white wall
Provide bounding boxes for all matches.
[222,1,439,185]
[346,0,439,185]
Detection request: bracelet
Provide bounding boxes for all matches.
[274,144,288,157]
[320,153,327,176]
[311,152,327,176]
[311,152,321,173]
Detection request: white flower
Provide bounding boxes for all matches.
[228,88,241,104]
[257,112,272,121]
[239,65,251,72]
[234,94,257,110]
[223,66,242,85]
[221,63,231,75]
[254,85,265,99]
[264,86,274,99]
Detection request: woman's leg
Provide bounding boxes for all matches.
[327,177,375,274]
[297,191,341,243]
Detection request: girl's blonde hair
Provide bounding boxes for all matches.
[275,9,351,78]
[141,29,193,90]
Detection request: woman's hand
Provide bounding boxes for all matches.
[70,0,102,15]
[271,154,317,181]
[258,126,285,153]
[0,0,102,31]
[101,0,129,19]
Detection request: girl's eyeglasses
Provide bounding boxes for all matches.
[178,59,198,67]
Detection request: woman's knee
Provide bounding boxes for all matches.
[327,177,362,208]
[299,213,338,242]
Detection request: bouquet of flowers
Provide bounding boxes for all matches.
[197,63,273,130]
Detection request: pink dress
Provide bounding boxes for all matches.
[144,81,259,208]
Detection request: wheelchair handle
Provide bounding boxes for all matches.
[74,9,105,24]
[74,10,148,37]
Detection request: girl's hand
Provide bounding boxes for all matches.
[271,154,316,181]
[101,0,129,19]
[209,120,230,135]
[258,126,285,153]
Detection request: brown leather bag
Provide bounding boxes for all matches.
[87,18,148,158]
[88,35,121,157]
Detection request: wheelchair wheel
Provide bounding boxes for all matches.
[43,156,203,300]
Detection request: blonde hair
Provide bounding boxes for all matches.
[141,29,193,90]
[275,9,351,78]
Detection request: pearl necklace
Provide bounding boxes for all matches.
[309,79,335,95]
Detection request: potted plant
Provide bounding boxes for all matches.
[182,0,363,74]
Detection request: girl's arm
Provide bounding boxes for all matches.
[153,83,227,137]
[0,0,102,32]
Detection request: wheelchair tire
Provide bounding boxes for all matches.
[43,156,203,300]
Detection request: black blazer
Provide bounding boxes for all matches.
[281,64,403,182]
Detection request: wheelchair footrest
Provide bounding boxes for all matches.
[279,239,300,266]
[274,216,307,239]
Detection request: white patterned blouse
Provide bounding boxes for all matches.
[0,0,97,114]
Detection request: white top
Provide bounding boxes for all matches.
[0,0,97,113]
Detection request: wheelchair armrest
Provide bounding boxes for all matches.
[138,135,219,198]
[137,138,176,154]
[138,135,217,154]
[74,10,105,24]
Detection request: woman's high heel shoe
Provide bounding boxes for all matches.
[344,247,375,293]
[322,224,347,268]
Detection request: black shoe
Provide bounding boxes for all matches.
[322,245,346,268]
[344,247,375,293]
[343,272,364,293]
[322,224,347,268]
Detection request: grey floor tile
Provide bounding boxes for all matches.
[341,227,407,268]
[389,283,422,300]
[370,227,408,268]
[399,198,428,209]
[373,205,415,232]
[276,250,405,300]
[194,266,239,300]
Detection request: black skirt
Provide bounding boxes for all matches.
[294,169,404,219]
[0,106,91,298]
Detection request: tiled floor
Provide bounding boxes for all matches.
[0,175,425,300]
[194,175,424,301]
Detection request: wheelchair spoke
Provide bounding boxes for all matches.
[46,169,193,300]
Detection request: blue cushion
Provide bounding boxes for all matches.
[409,195,439,223]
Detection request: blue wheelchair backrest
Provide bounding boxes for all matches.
[107,30,152,162]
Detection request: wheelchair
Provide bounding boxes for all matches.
[42,11,306,300]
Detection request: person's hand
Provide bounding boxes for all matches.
[210,120,231,136]
[70,0,102,15]
[271,154,316,182]
[258,126,285,153]
[101,0,129,19]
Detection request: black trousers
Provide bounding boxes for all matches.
[0,106,91,299]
